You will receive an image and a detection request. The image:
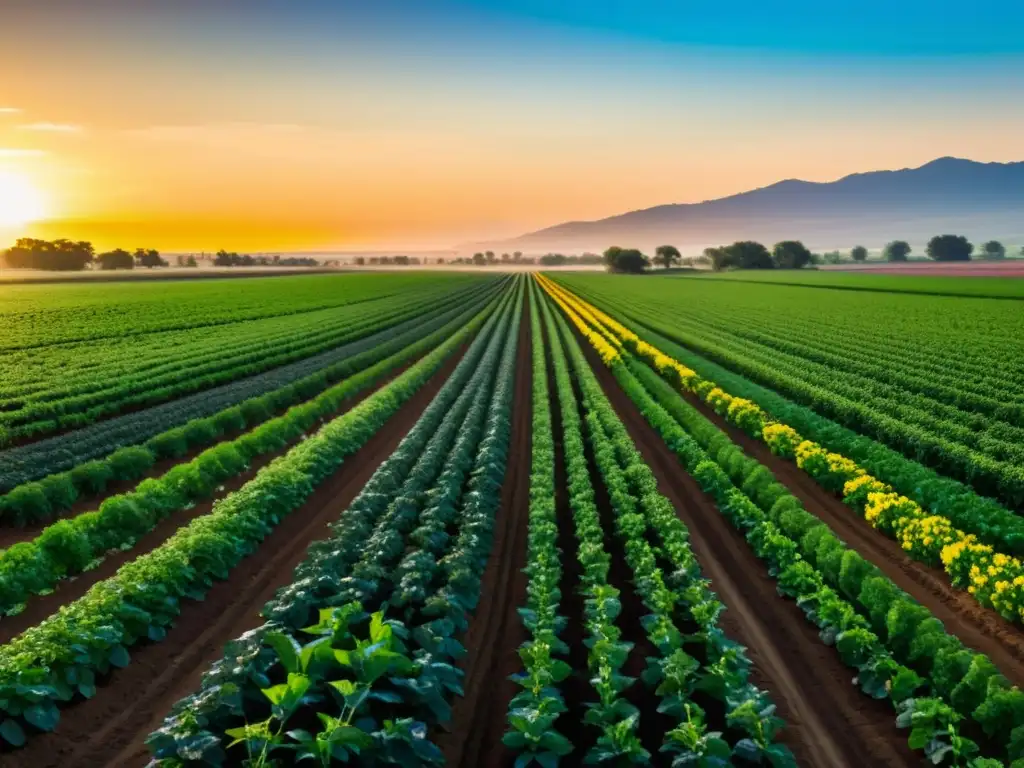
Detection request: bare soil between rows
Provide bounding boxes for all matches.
[1,343,471,768]
[435,295,533,768]
[576,335,916,768]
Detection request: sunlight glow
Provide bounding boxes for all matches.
[0,170,47,228]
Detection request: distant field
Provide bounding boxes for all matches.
[682,265,1024,298]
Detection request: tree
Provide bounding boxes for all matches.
[602,246,624,270]
[704,247,729,271]
[185,255,198,267]
[883,240,911,262]
[501,252,510,262]
[851,245,868,262]
[2,238,94,270]
[926,234,973,262]
[134,248,165,268]
[97,249,134,270]
[485,250,496,263]
[472,252,486,266]
[513,251,523,262]
[612,249,649,274]
[823,251,842,265]
[724,241,773,270]
[982,240,1006,259]
[772,240,812,269]
[654,244,681,270]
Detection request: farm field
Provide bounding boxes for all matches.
[1,270,1024,768]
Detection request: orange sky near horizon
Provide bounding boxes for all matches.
[2,3,1024,253]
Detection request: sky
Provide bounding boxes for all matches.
[1,0,1023,252]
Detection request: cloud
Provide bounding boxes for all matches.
[0,107,20,114]
[0,148,47,157]
[19,122,82,133]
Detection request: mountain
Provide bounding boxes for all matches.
[472,157,1024,253]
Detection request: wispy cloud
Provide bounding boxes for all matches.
[0,148,47,157]
[0,107,21,115]
[19,122,82,133]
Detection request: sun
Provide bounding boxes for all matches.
[0,170,47,228]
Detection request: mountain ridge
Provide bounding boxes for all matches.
[467,157,1024,253]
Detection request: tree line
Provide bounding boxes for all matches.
[1,239,168,271]
[601,235,1021,273]
[0,240,331,271]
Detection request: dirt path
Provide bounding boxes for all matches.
[0,359,419,643]
[1,345,470,768]
[578,341,915,768]
[436,297,532,768]
[671,382,1024,686]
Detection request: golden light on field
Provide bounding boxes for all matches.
[0,169,47,228]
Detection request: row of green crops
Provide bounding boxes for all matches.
[599,313,1024,558]
[0,279,505,521]
[547,279,1024,628]
[0,271,483,351]
[0,276,492,444]
[0,281,508,750]
[0,289,505,617]
[501,282,571,763]
[546,279,1022,765]
[521,287,795,766]
[145,276,524,765]
[557,275,1024,508]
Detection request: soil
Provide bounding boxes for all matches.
[0,343,471,768]
[0,359,418,643]
[435,296,533,768]
[576,337,917,768]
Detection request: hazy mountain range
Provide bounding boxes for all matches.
[468,157,1024,254]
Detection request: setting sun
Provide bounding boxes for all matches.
[0,169,47,228]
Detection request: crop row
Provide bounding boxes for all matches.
[560,276,1024,508]
[0,278,494,444]
[542,276,1024,764]
[0,271,484,352]
[0,279,504,520]
[547,277,1024,627]
[145,275,524,764]
[0,282,509,750]
[0,289,504,618]
[529,287,795,766]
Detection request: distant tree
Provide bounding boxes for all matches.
[472,252,486,266]
[883,240,911,262]
[485,250,496,263]
[185,254,198,267]
[704,247,729,271]
[97,249,134,270]
[513,251,523,262]
[809,252,824,265]
[602,246,624,271]
[354,257,365,266]
[654,244,682,270]
[772,240,812,269]
[721,241,773,270]
[823,251,842,265]
[436,257,446,265]
[134,248,165,268]
[501,252,510,262]
[612,249,650,274]
[982,240,1006,259]
[2,238,94,270]
[926,234,973,262]
[851,245,868,262]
